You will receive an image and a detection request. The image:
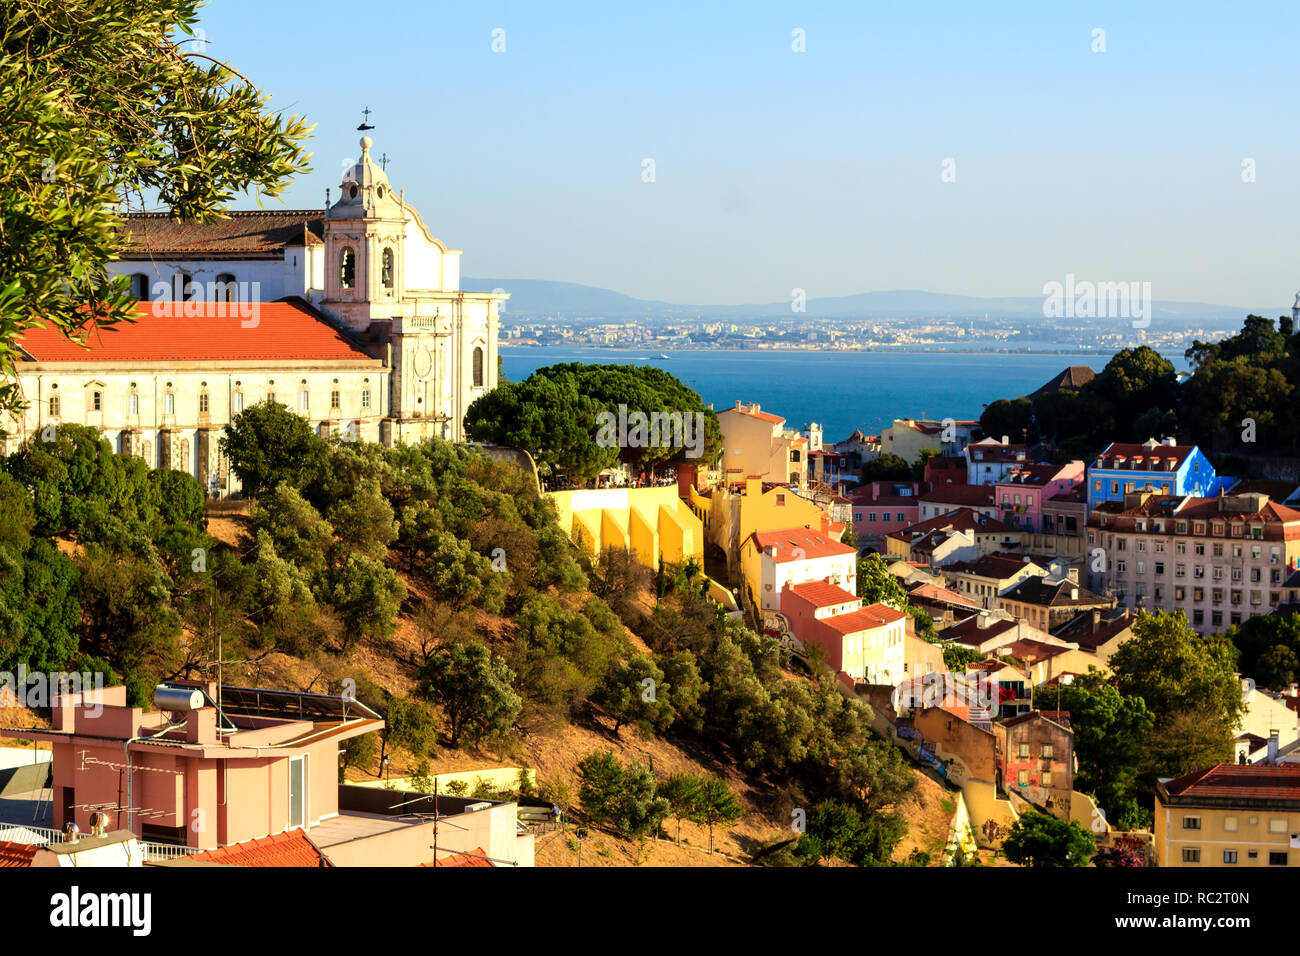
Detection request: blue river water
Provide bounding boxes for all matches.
[501,347,1190,443]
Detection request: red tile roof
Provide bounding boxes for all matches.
[1162,764,1300,803]
[749,526,855,561]
[116,211,324,259]
[187,829,330,867]
[0,841,37,868]
[907,581,979,609]
[787,580,861,608]
[421,846,492,867]
[945,553,1041,581]
[728,403,784,424]
[820,602,907,635]
[17,300,377,364]
[939,614,1020,647]
[1094,441,1194,470]
[997,638,1069,664]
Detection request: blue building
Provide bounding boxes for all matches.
[1086,438,1232,511]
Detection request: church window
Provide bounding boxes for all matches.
[165,392,175,416]
[233,391,244,414]
[472,346,484,387]
[92,390,102,411]
[199,392,209,414]
[130,273,150,299]
[330,389,341,409]
[382,248,394,290]
[129,392,139,416]
[299,389,310,412]
[49,395,60,417]
[340,248,356,289]
[361,388,371,410]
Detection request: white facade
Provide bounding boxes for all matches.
[759,552,858,611]
[8,136,504,495]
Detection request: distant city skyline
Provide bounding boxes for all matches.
[201,0,1298,310]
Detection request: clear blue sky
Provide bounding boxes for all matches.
[199,0,1298,310]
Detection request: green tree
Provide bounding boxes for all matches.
[856,552,909,609]
[800,800,906,867]
[656,772,701,844]
[1055,671,1155,818]
[1002,811,1096,867]
[420,641,522,748]
[0,470,35,554]
[251,482,333,578]
[1227,612,1300,688]
[598,654,673,734]
[0,0,310,420]
[380,694,440,764]
[330,554,406,649]
[576,749,670,839]
[1109,611,1244,727]
[690,777,743,854]
[1144,706,1236,778]
[221,401,327,499]
[860,453,912,483]
[834,739,917,810]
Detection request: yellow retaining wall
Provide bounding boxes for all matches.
[548,487,703,568]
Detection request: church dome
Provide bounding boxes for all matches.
[330,136,403,219]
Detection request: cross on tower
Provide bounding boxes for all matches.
[357,106,374,131]
[379,152,390,171]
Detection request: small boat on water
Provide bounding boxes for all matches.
[655,353,670,360]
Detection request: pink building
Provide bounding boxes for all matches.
[850,481,921,547]
[994,461,1085,533]
[2,682,534,866]
[780,580,908,684]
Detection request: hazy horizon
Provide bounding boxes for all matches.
[203,1,1299,310]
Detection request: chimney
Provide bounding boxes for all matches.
[187,706,218,745]
[977,611,990,629]
[1289,682,1299,699]
[1067,567,1079,585]
[1268,730,1280,764]
[1002,435,1009,445]
[819,512,830,535]
[1091,608,1102,633]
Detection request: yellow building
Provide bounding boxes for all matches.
[715,402,807,490]
[704,477,846,598]
[547,486,703,568]
[1155,764,1300,867]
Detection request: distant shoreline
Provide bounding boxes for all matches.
[499,343,1185,358]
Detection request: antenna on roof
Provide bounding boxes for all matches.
[357,106,375,131]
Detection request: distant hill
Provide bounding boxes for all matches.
[463,278,1256,328]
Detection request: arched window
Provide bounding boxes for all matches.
[340,248,356,289]
[472,346,484,388]
[176,271,195,301]
[381,248,394,290]
[215,273,237,302]
[130,273,150,299]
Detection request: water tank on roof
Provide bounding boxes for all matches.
[154,685,204,712]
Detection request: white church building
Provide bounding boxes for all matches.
[2,136,505,497]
